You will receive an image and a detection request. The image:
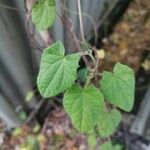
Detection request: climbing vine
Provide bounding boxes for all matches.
[32,0,135,149]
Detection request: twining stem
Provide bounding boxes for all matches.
[89,53,96,65]
[62,6,98,45]
[77,0,85,43]
[85,48,99,87]
[0,3,25,12]
[76,1,98,86]
[60,0,98,87]
[85,68,95,87]
[58,14,90,68]
[58,0,90,68]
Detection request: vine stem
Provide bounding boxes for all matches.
[58,14,90,67]
[77,0,85,43]
[58,1,91,68]
[85,47,99,87]
[0,3,26,13]
[60,0,99,87]
[76,0,99,87]
[24,99,44,124]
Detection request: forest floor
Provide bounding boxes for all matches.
[1,0,150,149]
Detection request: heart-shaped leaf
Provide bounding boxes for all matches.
[37,41,80,97]
[32,0,56,31]
[100,63,135,111]
[98,109,121,138]
[63,84,105,133]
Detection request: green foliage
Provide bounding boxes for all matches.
[28,1,136,148]
[33,123,41,133]
[33,1,136,142]
[37,40,135,138]
[12,127,22,136]
[114,145,123,150]
[19,110,27,121]
[36,39,135,146]
[101,142,113,150]
[21,136,39,150]
[37,41,80,97]
[87,133,97,149]
[25,91,34,102]
[78,68,89,82]
[100,63,135,111]
[98,109,121,138]
[26,135,39,150]
[63,84,105,133]
[31,0,56,31]
[100,142,122,150]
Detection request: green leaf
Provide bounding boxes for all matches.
[37,41,80,97]
[31,0,56,31]
[87,134,97,149]
[100,62,135,111]
[63,84,105,133]
[101,142,122,150]
[19,110,27,121]
[27,135,39,150]
[12,127,22,136]
[25,91,34,102]
[78,68,89,82]
[33,123,41,133]
[98,109,121,138]
[114,145,123,150]
[101,142,112,150]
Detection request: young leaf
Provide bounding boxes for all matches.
[101,142,122,150]
[63,85,105,133]
[19,110,27,121]
[87,133,97,149]
[101,142,112,150]
[114,145,123,150]
[100,63,135,111]
[32,0,56,31]
[78,68,89,82]
[98,109,121,138]
[37,41,80,97]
